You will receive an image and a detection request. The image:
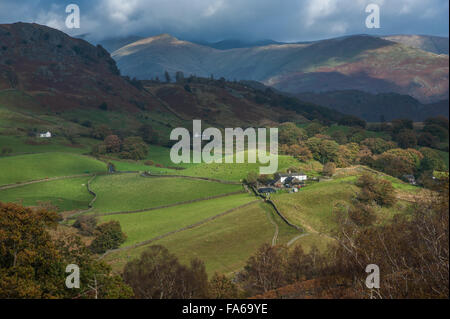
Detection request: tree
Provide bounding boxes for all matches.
[391,118,413,135]
[296,146,313,162]
[395,129,417,149]
[92,125,112,140]
[348,202,376,227]
[164,71,171,83]
[73,215,98,236]
[305,137,339,164]
[89,221,127,254]
[123,245,209,299]
[305,122,325,137]
[361,138,396,155]
[138,124,158,144]
[209,273,239,299]
[245,171,258,186]
[279,123,307,145]
[104,135,122,153]
[332,177,448,298]
[331,130,348,144]
[0,202,132,299]
[419,147,447,173]
[98,102,108,111]
[322,162,336,177]
[241,244,287,294]
[417,132,438,148]
[355,174,396,207]
[338,115,366,128]
[121,136,149,160]
[175,71,185,83]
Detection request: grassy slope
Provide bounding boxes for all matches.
[272,174,416,235]
[104,201,299,275]
[177,154,301,182]
[0,176,92,212]
[99,193,256,246]
[90,174,243,213]
[0,153,106,186]
[0,135,97,155]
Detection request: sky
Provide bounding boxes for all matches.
[0,0,448,42]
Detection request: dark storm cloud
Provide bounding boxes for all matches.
[0,0,448,42]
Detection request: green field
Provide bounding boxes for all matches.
[273,178,359,234]
[272,175,415,235]
[0,135,97,155]
[99,193,257,246]
[0,153,106,186]
[104,201,300,275]
[176,153,302,182]
[0,176,92,212]
[89,174,243,213]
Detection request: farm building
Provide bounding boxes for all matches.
[258,187,277,194]
[402,174,417,185]
[39,131,52,138]
[274,172,307,184]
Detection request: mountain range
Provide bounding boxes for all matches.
[110,33,449,104]
[1,22,347,142]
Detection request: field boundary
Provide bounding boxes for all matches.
[99,200,261,259]
[141,172,241,185]
[0,173,95,190]
[251,185,304,233]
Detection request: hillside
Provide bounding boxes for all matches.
[0,23,347,143]
[112,34,449,104]
[382,35,449,55]
[297,90,449,122]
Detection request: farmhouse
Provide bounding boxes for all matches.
[274,172,307,184]
[39,131,52,138]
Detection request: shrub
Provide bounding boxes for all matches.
[90,221,127,254]
[348,202,376,227]
[356,174,396,207]
[73,215,98,236]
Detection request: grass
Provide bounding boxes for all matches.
[272,173,416,235]
[176,153,301,182]
[89,174,243,213]
[104,201,300,276]
[0,135,97,155]
[0,176,92,212]
[99,193,257,247]
[0,153,106,186]
[272,178,358,234]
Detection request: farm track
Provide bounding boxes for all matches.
[265,207,279,246]
[99,200,261,259]
[0,173,95,190]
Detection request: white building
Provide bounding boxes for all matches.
[39,131,52,138]
[277,172,307,183]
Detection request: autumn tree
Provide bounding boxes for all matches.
[0,202,132,299]
[123,245,209,299]
[279,122,307,145]
[208,273,239,299]
[322,162,336,177]
[355,173,396,207]
[240,244,287,294]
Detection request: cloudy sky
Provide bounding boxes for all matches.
[0,0,448,42]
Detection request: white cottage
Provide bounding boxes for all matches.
[39,131,52,138]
